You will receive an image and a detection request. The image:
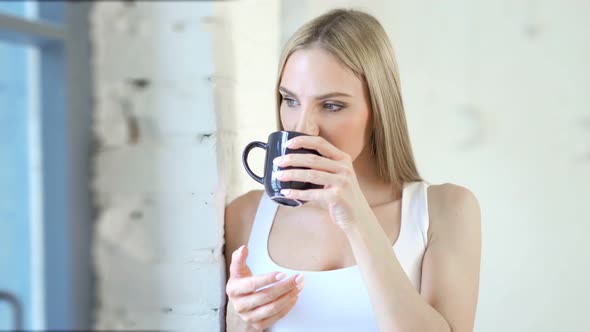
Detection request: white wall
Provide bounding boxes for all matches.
[90,0,590,331]
[213,0,280,204]
[284,1,590,331]
[90,0,279,330]
[91,2,223,330]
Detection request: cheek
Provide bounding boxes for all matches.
[323,112,370,159]
[279,106,295,130]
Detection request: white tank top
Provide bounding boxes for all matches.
[246,181,431,331]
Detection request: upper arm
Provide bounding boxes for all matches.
[223,190,263,332]
[421,183,482,332]
[224,190,264,281]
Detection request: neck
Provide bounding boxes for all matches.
[352,145,401,207]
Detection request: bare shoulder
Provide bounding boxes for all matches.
[426,183,481,245]
[422,183,482,331]
[224,190,264,268]
[427,182,480,214]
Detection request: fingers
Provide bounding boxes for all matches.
[233,274,304,314]
[285,136,350,161]
[225,245,306,329]
[243,285,301,329]
[275,169,345,187]
[273,153,343,173]
[226,271,288,297]
[229,245,252,279]
[281,187,340,204]
[251,295,298,331]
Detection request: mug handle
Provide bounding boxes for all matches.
[242,141,267,184]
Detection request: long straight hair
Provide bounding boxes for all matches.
[275,8,423,188]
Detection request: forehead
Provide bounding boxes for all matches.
[280,48,363,96]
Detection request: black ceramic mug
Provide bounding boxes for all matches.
[242,131,323,207]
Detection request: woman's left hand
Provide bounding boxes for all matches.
[273,135,375,231]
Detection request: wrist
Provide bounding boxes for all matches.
[341,217,370,240]
[342,207,382,243]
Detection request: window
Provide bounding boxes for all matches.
[1,4,39,330]
[0,1,92,329]
[0,1,27,18]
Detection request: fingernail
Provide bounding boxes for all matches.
[295,275,305,290]
[275,272,287,281]
[295,274,304,284]
[280,189,291,196]
[275,171,284,178]
[238,245,245,254]
[273,156,283,165]
[286,139,294,147]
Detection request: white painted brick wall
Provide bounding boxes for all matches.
[91,1,224,330]
[91,1,279,331]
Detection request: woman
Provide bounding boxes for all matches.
[224,8,481,332]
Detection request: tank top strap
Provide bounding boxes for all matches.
[402,180,431,249]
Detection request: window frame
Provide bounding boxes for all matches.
[0,2,93,329]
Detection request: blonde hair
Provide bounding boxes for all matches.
[275,8,423,187]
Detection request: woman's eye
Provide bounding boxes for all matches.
[284,97,298,107]
[324,103,344,112]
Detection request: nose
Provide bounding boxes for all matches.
[294,107,319,136]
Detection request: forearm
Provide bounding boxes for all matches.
[343,218,451,332]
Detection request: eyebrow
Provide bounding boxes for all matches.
[279,86,353,100]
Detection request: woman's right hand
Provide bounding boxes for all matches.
[226,245,305,331]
